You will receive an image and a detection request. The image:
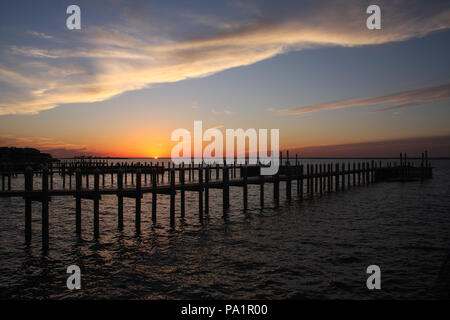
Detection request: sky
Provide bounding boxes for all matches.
[0,0,449,158]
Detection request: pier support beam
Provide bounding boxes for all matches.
[319,164,323,195]
[180,165,185,218]
[358,163,361,185]
[314,164,318,194]
[93,169,100,239]
[335,163,340,192]
[274,169,280,206]
[205,166,210,214]
[42,167,49,252]
[243,165,248,209]
[117,169,123,231]
[198,166,203,221]
[24,166,33,246]
[75,169,82,235]
[306,165,310,196]
[260,173,264,208]
[223,165,229,213]
[300,164,304,198]
[135,169,142,234]
[170,168,176,227]
[286,164,291,202]
[152,169,157,223]
[62,166,66,189]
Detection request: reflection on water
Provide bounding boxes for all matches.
[0,159,449,299]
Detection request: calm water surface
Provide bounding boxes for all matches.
[1,159,449,299]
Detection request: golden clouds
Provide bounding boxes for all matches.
[1,1,449,115]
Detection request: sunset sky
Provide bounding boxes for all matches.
[0,0,449,158]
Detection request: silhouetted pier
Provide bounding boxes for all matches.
[0,151,433,251]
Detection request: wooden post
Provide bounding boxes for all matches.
[243,164,248,209]
[117,169,123,231]
[6,172,11,191]
[50,164,53,190]
[167,162,171,182]
[286,163,291,201]
[300,164,304,198]
[366,162,370,183]
[93,168,100,239]
[198,166,203,220]
[335,163,340,191]
[223,165,229,213]
[205,166,210,214]
[62,165,66,189]
[42,167,49,252]
[366,162,370,184]
[371,160,375,183]
[152,168,157,223]
[170,168,176,227]
[358,163,361,185]
[180,165,185,218]
[75,168,82,235]
[274,165,280,206]
[216,164,220,180]
[363,163,367,184]
[306,164,310,196]
[353,163,356,187]
[319,164,323,195]
[341,163,345,190]
[314,164,318,194]
[24,166,33,246]
[135,169,142,234]
[421,152,424,181]
[347,163,351,188]
[326,163,331,193]
[260,169,265,208]
[296,157,300,195]
[144,166,148,185]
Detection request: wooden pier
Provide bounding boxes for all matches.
[0,151,433,251]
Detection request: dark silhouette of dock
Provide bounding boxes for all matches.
[0,151,433,252]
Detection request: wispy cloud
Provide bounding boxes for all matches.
[28,31,53,39]
[274,84,450,115]
[0,0,449,115]
[211,108,233,115]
